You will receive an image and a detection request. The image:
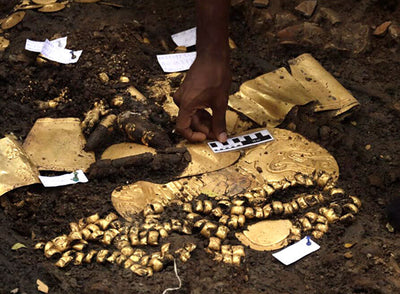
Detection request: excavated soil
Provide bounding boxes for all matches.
[1,0,400,293]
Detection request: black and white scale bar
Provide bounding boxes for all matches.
[208,129,274,153]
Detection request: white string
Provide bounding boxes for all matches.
[162,259,182,294]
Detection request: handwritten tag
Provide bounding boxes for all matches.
[171,27,196,47]
[25,37,67,53]
[41,39,82,64]
[39,170,88,187]
[157,52,196,73]
[272,236,320,265]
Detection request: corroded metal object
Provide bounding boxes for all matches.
[0,136,40,197]
[112,128,339,219]
[22,118,95,172]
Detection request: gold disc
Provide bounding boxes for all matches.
[236,220,293,251]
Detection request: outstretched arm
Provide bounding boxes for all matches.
[173,0,231,143]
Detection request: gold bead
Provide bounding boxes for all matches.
[215,225,229,240]
[86,213,100,224]
[203,200,213,214]
[272,201,284,215]
[231,206,245,215]
[147,231,160,246]
[343,203,359,214]
[244,207,255,219]
[96,249,109,263]
[208,237,221,251]
[349,196,362,208]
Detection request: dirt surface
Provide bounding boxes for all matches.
[1,0,400,293]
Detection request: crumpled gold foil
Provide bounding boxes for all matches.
[289,53,360,115]
[111,128,339,220]
[0,136,40,197]
[229,67,313,127]
[23,118,95,172]
[235,220,293,251]
[228,54,359,127]
[101,143,157,160]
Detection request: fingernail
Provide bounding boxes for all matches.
[218,132,228,143]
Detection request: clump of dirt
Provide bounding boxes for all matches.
[1,0,400,293]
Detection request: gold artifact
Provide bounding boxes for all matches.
[236,220,294,251]
[229,67,313,127]
[0,36,10,51]
[228,54,359,127]
[1,12,25,30]
[0,136,40,197]
[23,118,95,172]
[101,143,156,159]
[38,2,67,13]
[111,128,339,219]
[288,54,360,115]
[32,0,57,4]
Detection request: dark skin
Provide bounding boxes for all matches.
[173,0,231,143]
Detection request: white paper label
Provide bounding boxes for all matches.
[208,129,274,153]
[272,236,320,265]
[25,37,67,53]
[39,170,88,187]
[157,52,196,73]
[171,27,197,47]
[41,39,82,64]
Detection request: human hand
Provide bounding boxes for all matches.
[173,56,231,143]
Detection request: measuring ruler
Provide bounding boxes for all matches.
[208,129,274,153]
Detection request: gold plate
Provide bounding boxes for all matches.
[111,128,338,219]
[16,4,44,10]
[237,128,339,184]
[0,136,40,197]
[0,36,10,51]
[38,3,66,12]
[23,118,95,172]
[1,12,25,30]
[236,220,293,251]
[32,0,57,4]
[289,53,360,115]
[179,142,240,177]
[228,67,313,127]
[101,143,156,159]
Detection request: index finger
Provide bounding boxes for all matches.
[175,109,207,142]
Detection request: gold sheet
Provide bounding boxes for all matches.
[23,118,95,172]
[0,136,40,197]
[236,220,293,251]
[289,53,360,115]
[112,128,339,220]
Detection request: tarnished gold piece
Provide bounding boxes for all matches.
[236,219,293,251]
[0,136,40,197]
[0,36,10,51]
[1,12,25,30]
[38,3,66,12]
[23,118,95,172]
[289,54,360,115]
